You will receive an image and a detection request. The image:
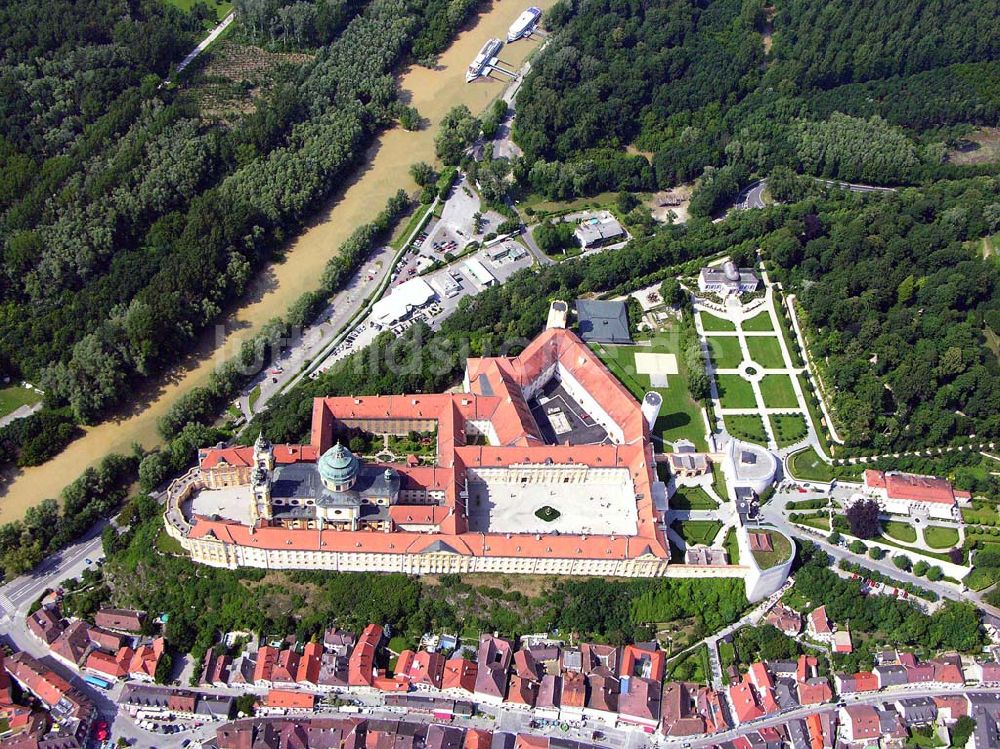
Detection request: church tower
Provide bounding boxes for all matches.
[253,431,275,471]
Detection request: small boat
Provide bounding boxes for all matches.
[466,38,503,82]
[507,7,541,42]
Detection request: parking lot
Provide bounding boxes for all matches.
[311,241,534,376]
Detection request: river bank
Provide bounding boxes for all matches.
[0,0,555,524]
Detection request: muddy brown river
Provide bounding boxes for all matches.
[0,0,554,523]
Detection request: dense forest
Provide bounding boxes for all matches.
[0,0,485,469]
[513,0,1000,200]
[765,176,1000,450]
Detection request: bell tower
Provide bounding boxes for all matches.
[253,431,274,471]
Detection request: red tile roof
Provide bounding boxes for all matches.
[264,689,316,709]
[843,705,880,739]
[808,606,831,635]
[442,658,477,693]
[129,637,165,680]
[728,677,764,725]
[297,642,323,684]
[621,644,665,682]
[850,671,879,692]
[560,670,586,709]
[349,624,382,687]
[84,649,130,680]
[864,470,963,505]
[254,646,277,684]
[191,328,670,564]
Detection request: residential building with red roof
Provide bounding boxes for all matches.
[839,705,880,742]
[929,655,964,685]
[559,671,586,719]
[747,663,779,714]
[128,638,166,682]
[84,647,132,681]
[620,644,665,682]
[696,687,730,733]
[862,470,970,520]
[394,650,445,690]
[297,642,323,686]
[660,683,705,736]
[463,729,492,749]
[253,645,278,687]
[441,658,477,694]
[348,625,383,687]
[26,608,64,646]
[932,694,969,721]
[618,677,663,730]
[94,608,146,633]
[49,621,91,667]
[165,325,675,579]
[833,671,879,694]
[727,677,764,725]
[270,649,300,686]
[474,635,512,703]
[263,690,316,712]
[534,674,560,718]
[807,607,831,640]
[504,675,538,709]
[764,603,801,636]
[583,673,618,722]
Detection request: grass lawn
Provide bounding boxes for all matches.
[591,340,706,450]
[751,531,793,570]
[392,202,433,250]
[0,385,42,419]
[796,514,831,531]
[963,504,999,525]
[716,374,757,409]
[164,0,233,21]
[724,528,740,564]
[788,447,835,482]
[883,521,917,543]
[712,462,729,501]
[519,190,621,218]
[725,414,768,444]
[771,414,808,448]
[745,335,787,369]
[156,528,186,555]
[741,312,774,332]
[706,335,744,369]
[758,375,798,408]
[923,525,959,549]
[670,486,719,510]
[672,520,723,547]
[700,312,737,332]
[965,567,1000,591]
[388,635,413,655]
[718,639,736,668]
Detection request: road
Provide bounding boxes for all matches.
[759,488,1000,616]
[175,12,235,75]
[0,520,107,623]
[731,178,897,212]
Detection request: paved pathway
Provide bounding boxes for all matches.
[175,12,234,76]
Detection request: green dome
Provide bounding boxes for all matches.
[318,442,359,488]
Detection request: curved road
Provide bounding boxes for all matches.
[733,177,897,211]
